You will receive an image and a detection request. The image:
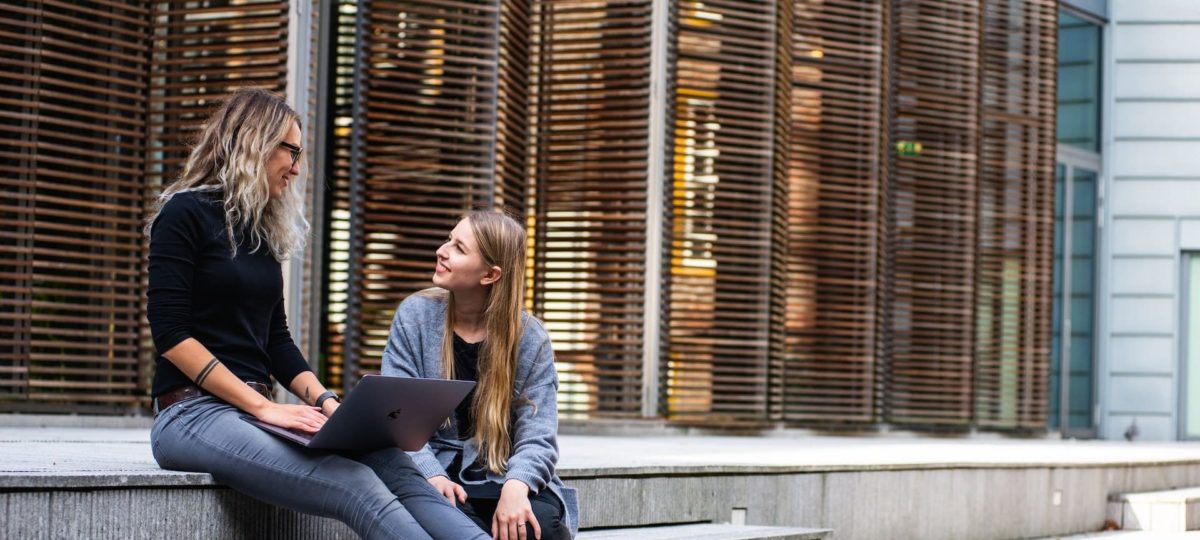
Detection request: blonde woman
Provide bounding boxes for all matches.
[383,210,578,540]
[146,88,486,540]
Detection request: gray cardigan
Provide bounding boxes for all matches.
[381,288,578,537]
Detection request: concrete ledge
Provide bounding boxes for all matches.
[577,523,830,539]
[10,429,1200,539]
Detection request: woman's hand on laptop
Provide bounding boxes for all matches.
[254,402,327,433]
[428,475,467,505]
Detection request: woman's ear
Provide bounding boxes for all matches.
[480,265,502,286]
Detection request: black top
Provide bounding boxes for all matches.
[147,190,310,398]
[452,333,480,440]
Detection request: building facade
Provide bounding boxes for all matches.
[29,0,1198,440]
[1080,0,1200,441]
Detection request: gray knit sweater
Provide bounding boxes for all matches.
[381,288,578,537]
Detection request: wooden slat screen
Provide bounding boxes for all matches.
[147,0,289,183]
[973,0,1056,429]
[529,0,655,418]
[663,0,785,423]
[884,0,980,425]
[498,0,533,215]
[341,1,518,381]
[767,0,793,422]
[784,0,886,424]
[0,0,150,411]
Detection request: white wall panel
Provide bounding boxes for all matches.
[1114,63,1200,100]
[1114,102,1200,139]
[1105,414,1174,441]
[1111,219,1176,255]
[1113,0,1200,22]
[1110,335,1175,374]
[1111,141,1200,178]
[1110,297,1175,334]
[1111,257,1177,295]
[1114,25,1200,60]
[1109,375,1175,414]
[1110,181,1200,215]
[1179,220,1200,249]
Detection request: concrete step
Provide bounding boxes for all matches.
[578,523,831,540]
[1036,531,1200,539]
[1107,487,1200,532]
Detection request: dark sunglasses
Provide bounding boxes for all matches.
[279,141,303,168]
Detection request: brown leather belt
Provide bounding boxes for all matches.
[153,381,273,415]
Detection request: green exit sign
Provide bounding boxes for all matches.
[895,141,923,156]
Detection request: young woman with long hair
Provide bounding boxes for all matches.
[146,88,487,540]
[383,210,578,540]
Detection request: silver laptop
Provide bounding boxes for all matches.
[243,375,474,451]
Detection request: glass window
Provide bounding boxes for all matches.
[1057,11,1102,152]
[1183,256,1200,439]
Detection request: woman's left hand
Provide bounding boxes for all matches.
[492,479,540,540]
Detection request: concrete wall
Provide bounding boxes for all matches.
[1103,0,1200,440]
[13,462,1200,540]
[572,463,1200,540]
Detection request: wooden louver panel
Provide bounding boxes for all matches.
[148,0,290,188]
[530,0,654,418]
[785,0,885,424]
[348,1,512,379]
[885,0,980,425]
[497,0,533,215]
[664,0,783,422]
[973,0,1056,429]
[0,0,150,411]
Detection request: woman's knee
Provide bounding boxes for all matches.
[530,496,569,540]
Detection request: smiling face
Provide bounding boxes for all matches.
[433,218,500,293]
[267,121,302,199]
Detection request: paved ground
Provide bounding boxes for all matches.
[7,424,1200,486]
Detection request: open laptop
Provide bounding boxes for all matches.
[243,375,474,451]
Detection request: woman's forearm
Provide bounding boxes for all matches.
[161,337,272,415]
[288,371,331,407]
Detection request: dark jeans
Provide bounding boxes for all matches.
[151,396,488,540]
[450,458,571,540]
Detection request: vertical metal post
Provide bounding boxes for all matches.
[642,0,671,418]
[344,0,367,391]
[285,0,311,358]
[307,0,336,370]
[1059,164,1074,435]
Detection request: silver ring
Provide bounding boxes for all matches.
[518,522,525,527]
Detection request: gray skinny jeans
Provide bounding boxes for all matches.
[151,396,489,540]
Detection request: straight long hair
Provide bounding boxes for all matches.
[144,88,308,260]
[440,210,527,474]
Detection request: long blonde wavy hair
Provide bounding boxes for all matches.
[440,210,527,474]
[145,88,309,260]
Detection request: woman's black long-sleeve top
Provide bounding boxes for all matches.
[147,190,310,398]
